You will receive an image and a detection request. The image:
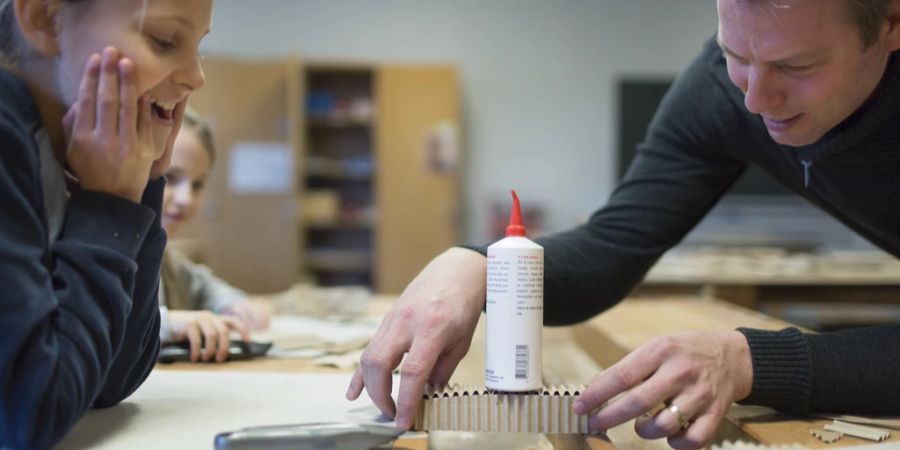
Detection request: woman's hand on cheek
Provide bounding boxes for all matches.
[150,100,186,180]
[65,46,157,203]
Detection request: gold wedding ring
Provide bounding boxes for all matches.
[666,403,691,430]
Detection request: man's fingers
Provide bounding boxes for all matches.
[428,345,467,387]
[360,350,402,420]
[359,339,406,421]
[395,339,443,429]
[576,342,666,415]
[589,375,679,432]
[667,412,720,450]
[346,368,365,400]
[634,392,704,440]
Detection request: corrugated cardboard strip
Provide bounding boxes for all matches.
[413,385,589,433]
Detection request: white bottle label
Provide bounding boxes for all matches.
[485,238,543,391]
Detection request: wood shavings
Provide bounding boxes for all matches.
[824,420,891,442]
[413,384,589,433]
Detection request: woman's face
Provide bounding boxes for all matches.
[53,0,212,153]
[161,127,211,236]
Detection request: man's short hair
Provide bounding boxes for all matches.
[749,0,892,48]
[848,0,893,47]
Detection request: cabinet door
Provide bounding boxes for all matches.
[187,57,301,293]
[376,66,460,294]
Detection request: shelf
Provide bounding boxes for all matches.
[307,116,372,128]
[305,219,374,230]
[306,249,372,272]
[306,172,373,182]
[305,156,374,181]
[303,68,377,288]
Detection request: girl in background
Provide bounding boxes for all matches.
[160,108,271,363]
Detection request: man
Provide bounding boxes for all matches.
[346,1,900,448]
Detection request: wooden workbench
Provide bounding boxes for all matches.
[153,295,897,449]
[639,249,900,314]
[573,296,900,449]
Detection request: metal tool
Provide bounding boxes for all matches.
[214,422,404,450]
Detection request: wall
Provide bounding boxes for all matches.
[201,0,720,243]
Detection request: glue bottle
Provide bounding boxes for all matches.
[485,190,544,391]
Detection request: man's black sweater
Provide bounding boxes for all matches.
[472,37,900,413]
[0,70,164,450]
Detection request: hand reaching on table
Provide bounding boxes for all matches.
[574,330,754,449]
[346,248,487,429]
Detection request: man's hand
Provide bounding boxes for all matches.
[574,330,754,449]
[346,248,487,429]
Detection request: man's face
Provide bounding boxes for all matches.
[54,0,212,154]
[718,0,893,147]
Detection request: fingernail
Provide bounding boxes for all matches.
[573,400,585,415]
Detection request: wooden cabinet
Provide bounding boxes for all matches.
[186,57,302,294]
[185,58,460,294]
[375,66,460,294]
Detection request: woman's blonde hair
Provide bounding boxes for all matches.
[0,0,25,65]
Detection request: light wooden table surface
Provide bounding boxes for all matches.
[573,296,900,449]
[156,296,898,449]
[640,250,900,311]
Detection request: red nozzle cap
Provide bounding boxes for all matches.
[505,190,527,237]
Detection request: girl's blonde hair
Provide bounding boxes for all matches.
[181,107,216,165]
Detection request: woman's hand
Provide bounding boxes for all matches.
[149,101,186,180]
[167,310,251,363]
[64,47,158,202]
